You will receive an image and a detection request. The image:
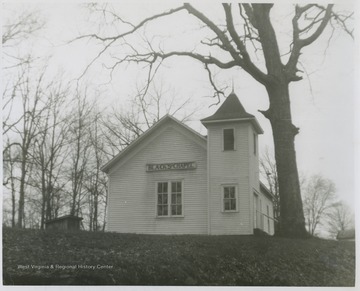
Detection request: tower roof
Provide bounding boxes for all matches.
[201,93,254,122]
[201,93,263,134]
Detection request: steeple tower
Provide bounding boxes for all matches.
[201,92,263,235]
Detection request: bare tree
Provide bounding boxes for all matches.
[66,90,93,216]
[30,83,70,228]
[302,175,336,236]
[9,66,51,228]
[101,82,198,156]
[84,110,108,231]
[326,201,354,239]
[78,3,353,237]
[3,141,20,227]
[2,7,47,228]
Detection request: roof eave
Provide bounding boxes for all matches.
[260,182,274,201]
[101,115,207,174]
[201,118,264,134]
[100,115,171,174]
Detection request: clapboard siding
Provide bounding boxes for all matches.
[207,122,252,234]
[259,192,275,235]
[248,125,260,232]
[249,125,260,193]
[107,121,208,234]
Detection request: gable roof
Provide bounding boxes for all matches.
[201,93,263,134]
[101,115,207,174]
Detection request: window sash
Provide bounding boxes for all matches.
[157,181,182,217]
[157,182,169,216]
[171,181,182,216]
[223,186,237,211]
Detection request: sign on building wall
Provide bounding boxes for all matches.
[146,162,197,172]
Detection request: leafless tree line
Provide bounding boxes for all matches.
[2,11,194,231]
[2,66,191,230]
[3,64,104,230]
[260,149,354,239]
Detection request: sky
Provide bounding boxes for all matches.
[2,1,358,208]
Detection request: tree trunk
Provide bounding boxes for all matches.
[8,150,17,228]
[89,190,93,231]
[40,195,46,229]
[264,82,307,237]
[46,184,52,221]
[102,186,108,232]
[17,153,26,228]
[94,190,98,231]
[40,163,46,229]
[11,175,16,228]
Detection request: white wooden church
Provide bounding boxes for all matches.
[101,93,275,235]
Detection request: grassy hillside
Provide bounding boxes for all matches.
[3,227,355,286]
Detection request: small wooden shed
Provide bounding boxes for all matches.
[46,215,83,231]
[336,229,355,241]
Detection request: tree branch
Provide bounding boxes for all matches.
[73,5,187,79]
[204,64,225,104]
[154,51,238,69]
[184,3,269,85]
[223,4,268,85]
[74,6,186,43]
[285,4,333,82]
[300,5,334,47]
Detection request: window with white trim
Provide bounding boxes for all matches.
[157,181,183,217]
[222,185,237,212]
